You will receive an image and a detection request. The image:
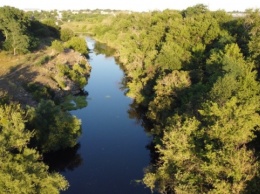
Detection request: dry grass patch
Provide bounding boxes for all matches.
[0,52,25,76]
[0,46,90,106]
[61,22,89,35]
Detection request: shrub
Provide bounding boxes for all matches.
[60,28,74,42]
[67,37,88,55]
[51,40,64,52]
[36,55,50,66]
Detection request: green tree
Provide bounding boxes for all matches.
[0,104,69,193]
[5,21,30,55]
[147,70,191,122]
[60,27,74,42]
[30,100,82,152]
[143,43,260,194]
[51,39,64,52]
[84,10,260,193]
[182,4,209,17]
[143,117,201,193]
[41,19,60,38]
[70,63,88,88]
[67,36,88,55]
[245,9,260,70]
[0,6,30,55]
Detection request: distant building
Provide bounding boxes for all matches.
[231,12,246,18]
[56,11,62,20]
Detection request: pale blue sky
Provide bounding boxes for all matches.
[0,0,259,12]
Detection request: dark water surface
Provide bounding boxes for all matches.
[61,37,152,194]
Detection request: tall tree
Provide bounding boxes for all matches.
[60,27,75,42]
[143,44,260,193]
[0,6,30,55]
[0,104,69,193]
[30,100,82,152]
[245,9,260,72]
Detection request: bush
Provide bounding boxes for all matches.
[51,40,64,52]
[54,75,67,89]
[55,63,88,89]
[25,82,54,101]
[30,100,82,152]
[36,55,50,66]
[60,28,74,42]
[67,37,88,55]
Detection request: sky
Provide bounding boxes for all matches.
[0,0,259,12]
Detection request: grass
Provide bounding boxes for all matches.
[0,52,24,76]
[0,43,91,104]
[0,47,57,94]
[61,22,89,35]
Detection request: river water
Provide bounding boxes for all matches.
[60,37,152,194]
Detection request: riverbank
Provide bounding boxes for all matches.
[0,47,91,106]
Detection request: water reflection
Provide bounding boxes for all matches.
[93,39,158,171]
[43,143,83,172]
[94,41,116,57]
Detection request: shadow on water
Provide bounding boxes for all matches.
[93,41,116,57]
[43,143,83,172]
[128,100,160,167]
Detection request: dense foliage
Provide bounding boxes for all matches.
[66,36,88,55]
[85,5,260,193]
[60,28,75,42]
[0,6,61,54]
[0,6,31,55]
[0,104,69,193]
[0,6,89,193]
[29,100,82,153]
[1,4,260,194]
[54,62,89,89]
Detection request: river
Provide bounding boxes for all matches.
[59,37,152,194]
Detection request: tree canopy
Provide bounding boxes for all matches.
[0,6,30,55]
[84,5,260,193]
[1,5,260,194]
[0,104,69,193]
[0,6,90,193]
